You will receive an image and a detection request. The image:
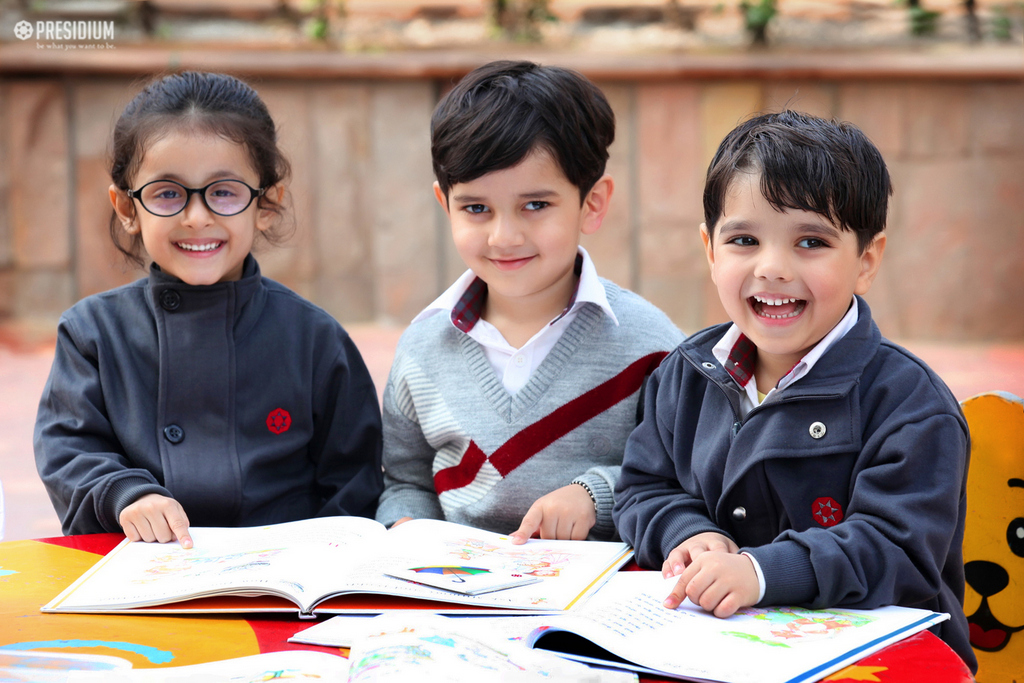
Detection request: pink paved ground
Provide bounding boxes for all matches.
[2,323,1022,543]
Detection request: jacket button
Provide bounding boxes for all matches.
[809,421,827,439]
[732,506,746,521]
[159,289,181,311]
[163,424,184,444]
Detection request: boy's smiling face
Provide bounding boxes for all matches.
[701,172,885,384]
[436,148,611,324]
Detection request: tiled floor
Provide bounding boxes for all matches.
[2,323,1022,543]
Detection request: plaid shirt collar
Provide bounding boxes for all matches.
[721,332,758,387]
[449,254,584,333]
[412,247,617,332]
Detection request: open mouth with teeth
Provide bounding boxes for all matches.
[176,241,223,253]
[749,295,806,320]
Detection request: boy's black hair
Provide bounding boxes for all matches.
[109,71,292,266]
[431,60,615,203]
[703,110,892,252]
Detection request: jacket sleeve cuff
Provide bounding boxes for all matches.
[745,540,818,607]
[572,474,616,540]
[104,476,173,530]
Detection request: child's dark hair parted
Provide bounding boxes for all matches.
[703,110,892,252]
[431,60,615,203]
[109,71,291,265]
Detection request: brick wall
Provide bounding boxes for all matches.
[1,49,1021,340]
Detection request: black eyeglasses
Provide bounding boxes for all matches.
[127,179,265,217]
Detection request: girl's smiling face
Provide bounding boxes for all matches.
[110,129,277,285]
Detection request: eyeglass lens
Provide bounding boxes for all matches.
[139,180,254,217]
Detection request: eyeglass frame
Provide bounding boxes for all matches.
[126,179,266,218]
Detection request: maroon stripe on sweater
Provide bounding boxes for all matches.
[433,440,488,494]
[433,352,668,495]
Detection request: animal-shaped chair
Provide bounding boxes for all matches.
[961,392,1024,682]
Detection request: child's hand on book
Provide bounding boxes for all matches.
[119,493,193,549]
[662,531,738,578]
[663,548,759,618]
[509,484,596,544]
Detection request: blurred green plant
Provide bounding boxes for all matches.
[305,0,344,42]
[740,0,777,46]
[900,0,941,36]
[991,3,1016,39]
[492,0,555,42]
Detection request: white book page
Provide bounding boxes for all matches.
[47,516,385,612]
[66,650,350,682]
[291,613,552,648]
[330,519,631,610]
[529,572,948,683]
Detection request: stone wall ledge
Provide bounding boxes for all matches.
[2,43,1022,81]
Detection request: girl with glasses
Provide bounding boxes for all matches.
[34,71,384,547]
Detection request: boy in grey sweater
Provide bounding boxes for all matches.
[375,61,682,541]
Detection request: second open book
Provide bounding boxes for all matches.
[292,573,949,683]
[42,517,632,616]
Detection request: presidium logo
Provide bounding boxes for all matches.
[13,19,115,46]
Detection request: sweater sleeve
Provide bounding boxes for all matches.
[572,466,619,540]
[375,368,446,527]
[33,317,171,535]
[308,333,384,520]
[612,358,728,568]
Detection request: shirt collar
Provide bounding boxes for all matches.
[411,246,618,330]
[712,298,859,392]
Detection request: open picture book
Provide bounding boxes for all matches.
[42,517,632,616]
[520,572,949,682]
[292,572,950,683]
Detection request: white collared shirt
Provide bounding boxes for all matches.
[711,299,860,416]
[412,246,618,394]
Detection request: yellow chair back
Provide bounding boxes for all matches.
[961,392,1024,682]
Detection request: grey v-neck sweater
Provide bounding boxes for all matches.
[376,279,683,538]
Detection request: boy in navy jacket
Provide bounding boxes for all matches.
[613,111,974,672]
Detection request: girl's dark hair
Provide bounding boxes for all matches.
[703,110,892,252]
[109,71,291,266]
[431,60,615,204]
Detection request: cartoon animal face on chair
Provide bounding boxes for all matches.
[961,392,1024,682]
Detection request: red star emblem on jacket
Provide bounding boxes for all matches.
[812,496,844,527]
[266,408,292,434]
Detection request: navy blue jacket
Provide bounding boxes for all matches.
[613,297,974,672]
[35,256,383,535]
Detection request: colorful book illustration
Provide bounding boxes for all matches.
[385,564,542,595]
[341,613,636,683]
[292,573,949,683]
[42,517,632,616]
